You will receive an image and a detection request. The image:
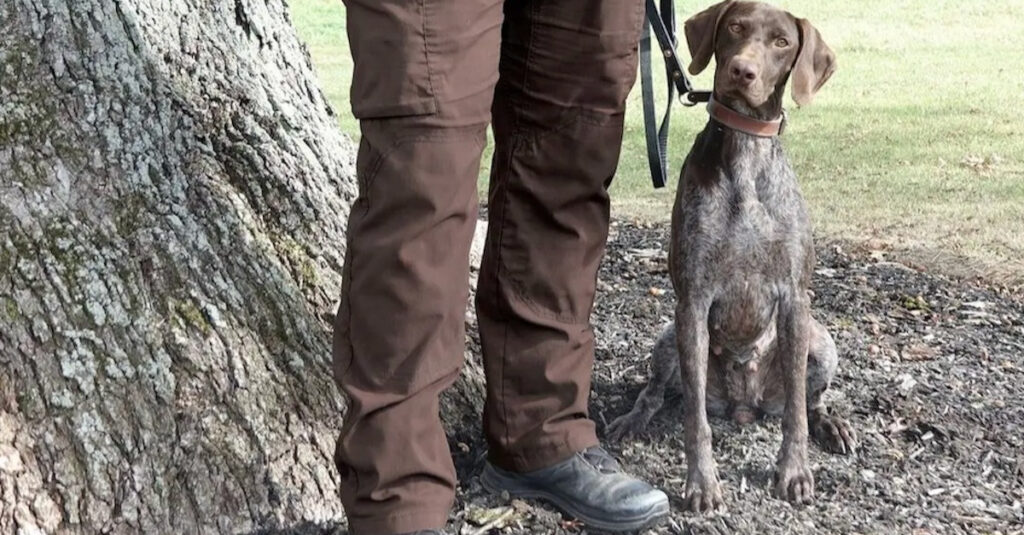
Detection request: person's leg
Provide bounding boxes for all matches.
[477,0,646,472]
[333,1,503,533]
[475,3,670,530]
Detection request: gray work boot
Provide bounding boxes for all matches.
[480,446,670,532]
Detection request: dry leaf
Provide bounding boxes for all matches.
[901,344,938,362]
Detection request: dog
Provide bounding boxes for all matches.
[607,0,855,512]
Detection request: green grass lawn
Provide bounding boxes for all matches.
[290,0,1024,283]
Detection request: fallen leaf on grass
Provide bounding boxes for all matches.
[960,153,1002,174]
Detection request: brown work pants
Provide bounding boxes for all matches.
[332,1,644,533]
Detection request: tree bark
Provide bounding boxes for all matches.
[0,1,484,533]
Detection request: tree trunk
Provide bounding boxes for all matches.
[0,1,484,533]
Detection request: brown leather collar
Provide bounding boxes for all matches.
[707,96,786,137]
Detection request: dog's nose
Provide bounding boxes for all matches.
[729,59,758,86]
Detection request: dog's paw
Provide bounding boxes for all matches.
[773,455,815,505]
[812,413,857,455]
[683,468,724,514]
[605,413,644,442]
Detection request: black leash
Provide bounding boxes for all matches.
[641,0,711,188]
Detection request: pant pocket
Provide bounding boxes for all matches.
[343,0,438,119]
[344,0,503,122]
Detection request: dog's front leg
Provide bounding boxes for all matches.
[677,299,723,513]
[774,289,815,504]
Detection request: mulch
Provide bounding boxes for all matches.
[447,219,1024,535]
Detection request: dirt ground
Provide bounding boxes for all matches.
[300,220,1024,535]
[439,220,1024,535]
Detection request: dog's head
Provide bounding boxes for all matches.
[685,1,836,112]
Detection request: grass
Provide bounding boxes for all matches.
[289,0,1024,283]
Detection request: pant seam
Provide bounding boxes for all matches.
[491,1,534,449]
[519,2,540,126]
[418,0,439,112]
[492,137,519,455]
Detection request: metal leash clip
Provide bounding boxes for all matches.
[683,90,713,107]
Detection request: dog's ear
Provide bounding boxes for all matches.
[684,0,736,75]
[791,18,836,106]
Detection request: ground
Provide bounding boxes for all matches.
[448,220,1022,535]
[289,220,1024,535]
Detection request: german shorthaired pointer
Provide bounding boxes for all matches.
[607,0,855,512]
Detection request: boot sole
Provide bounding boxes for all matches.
[480,464,670,533]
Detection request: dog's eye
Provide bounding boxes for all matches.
[775,38,790,48]
[728,23,743,34]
